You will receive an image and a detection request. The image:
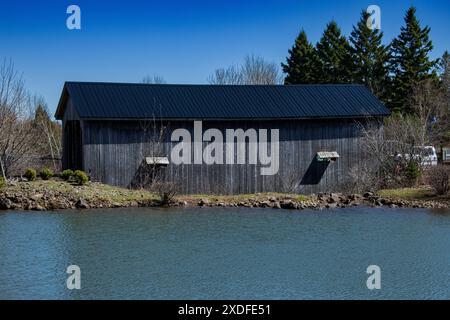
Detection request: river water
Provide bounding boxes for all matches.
[0,206,449,299]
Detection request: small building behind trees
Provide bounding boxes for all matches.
[55,82,389,194]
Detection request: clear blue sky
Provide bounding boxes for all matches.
[1,0,449,115]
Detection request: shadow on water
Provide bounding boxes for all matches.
[426,207,450,216]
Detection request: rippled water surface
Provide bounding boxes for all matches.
[0,206,449,299]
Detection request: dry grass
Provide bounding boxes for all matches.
[4,180,311,205]
[179,192,311,203]
[4,179,448,209]
[377,187,435,200]
[4,179,159,203]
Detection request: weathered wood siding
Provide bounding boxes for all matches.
[61,98,83,170]
[76,119,371,194]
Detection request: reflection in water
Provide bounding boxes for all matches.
[0,207,449,299]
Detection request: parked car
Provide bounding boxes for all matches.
[413,146,438,166]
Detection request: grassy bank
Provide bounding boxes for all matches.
[1,179,450,211]
[180,193,311,204]
[0,179,316,210]
[0,179,160,210]
[378,187,435,200]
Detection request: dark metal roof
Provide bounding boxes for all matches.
[55,82,390,120]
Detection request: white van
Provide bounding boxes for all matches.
[413,146,438,167]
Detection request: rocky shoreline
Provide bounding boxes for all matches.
[0,180,160,211]
[0,192,161,211]
[1,180,449,211]
[193,192,450,210]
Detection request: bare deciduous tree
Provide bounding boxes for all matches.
[139,116,168,186]
[151,180,180,205]
[351,79,450,192]
[130,113,180,203]
[428,165,450,195]
[241,54,283,85]
[352,114,429,191]
[142,74,167,84]
[0,59,36,179]
[208,54,282,85]
[208,65,243,85]
[409,79,448,145]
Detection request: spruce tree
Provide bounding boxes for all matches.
[350,11,390,101]
[281,30,320,84]
[438,51,450,93]
[33,104,53,156]
[389,7,437,113]
[316,21,353,83]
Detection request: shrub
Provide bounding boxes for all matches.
[404,162,421,186]
[150,181,180,205]
[346,163,380,193]
[24,168,37,181]
[73,170,89,185]
[0,176,5,188]
[428,165,450,195]
[40,168,53,180]
[61,169,74,181]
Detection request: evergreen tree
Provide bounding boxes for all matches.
[349,11,390,101]
[33,104,53,155]
[316,21,353,83]
[389,7,438,113]
[32,100,62,171]
[281,30,320,84]
[438,51,450,93]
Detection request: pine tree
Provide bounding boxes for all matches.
[389,7,438,113]
[33,101,62,171]
[438,51,450,93]
[281,30,320,84]
[316,21,353,83]
[350,11,390,101]
[33,104,53,156]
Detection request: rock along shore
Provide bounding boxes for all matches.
[193,192,450,210]
[1,180,449,211]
